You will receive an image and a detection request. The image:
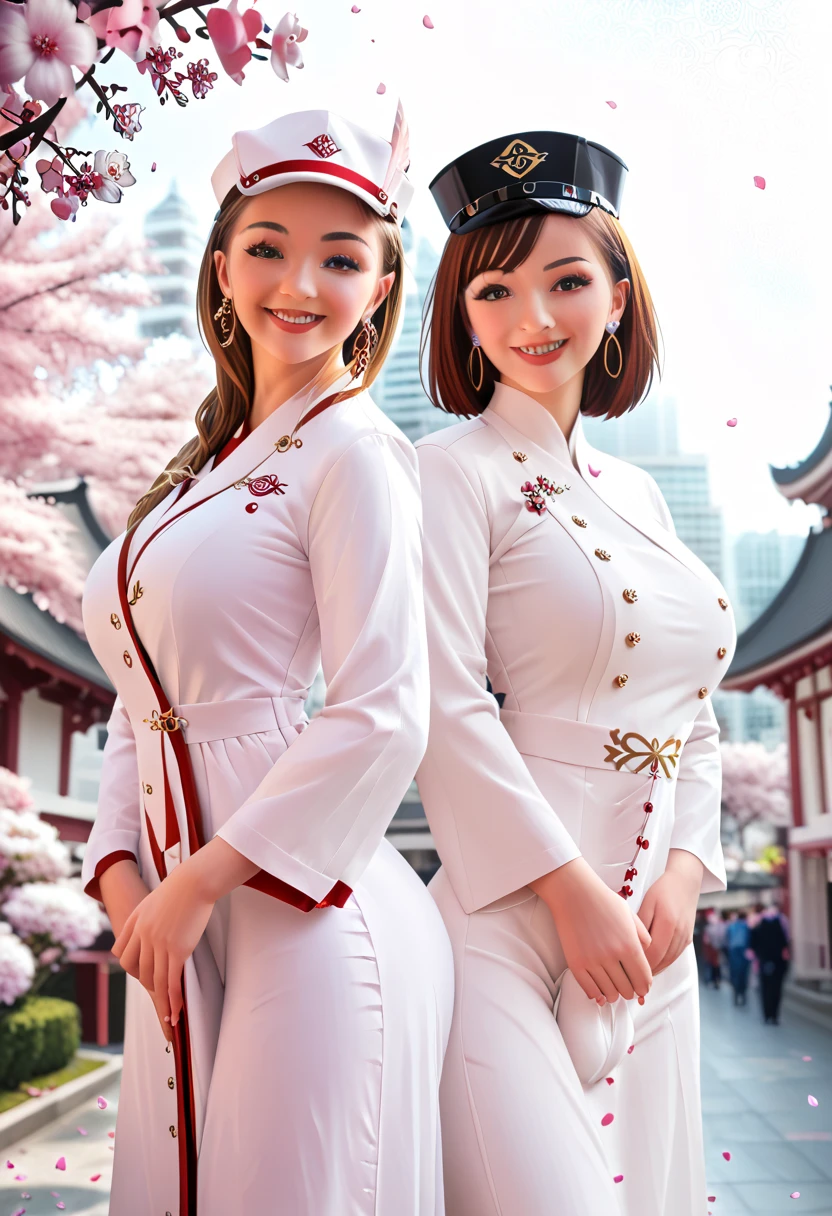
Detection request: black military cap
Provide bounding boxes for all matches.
[429,130,628,235]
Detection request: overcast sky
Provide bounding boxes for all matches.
[72,0,832,537]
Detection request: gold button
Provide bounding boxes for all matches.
[167,1076,175,1089]
[110,613,121,630]
[698,686,708,699]
[595,548,611,561]
[123,651,133,668]
[623,588,638,603]
[144,783,153,795]
[625,632,641,646]
[169,1125,177,1138]
[615,674,629,687]
[571,515,587,528]
[717,647,727,659]
[718,597,728,610]
[513,451,528,463]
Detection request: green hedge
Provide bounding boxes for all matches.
[0,996,81,1089]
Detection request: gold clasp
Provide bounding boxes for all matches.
[128,580,143,606]
[143,708,189,733]
[604,729,681,778]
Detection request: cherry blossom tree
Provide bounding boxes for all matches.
[720,740,791,855]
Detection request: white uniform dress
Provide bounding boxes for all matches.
[80,371,454,1216]
[414,381,736,1216]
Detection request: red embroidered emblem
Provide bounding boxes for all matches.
[247,474,288,497]
[304,133,341,159]
[520,474,565,514]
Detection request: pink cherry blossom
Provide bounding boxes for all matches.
[91,148,136,202]
[206,0,262,86]
[87,0,162,62]
[0,0,97,107]
[270,10,307,82]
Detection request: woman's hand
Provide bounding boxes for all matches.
[532,857,653,1005]
[637,848,703,976]
[112,864,215,1036]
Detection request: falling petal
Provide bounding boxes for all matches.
[708,1198,716,1203]
[5,1161,12,1168]
[606,1077,614,1085]
[601,1113,614,1126]
[423,13,434,26]
[791,1193,800,1199]
[14,1174,26,1180]
[627,1044,634,1054]
[351,3,360,8]
[77,1128,87,1136]
[97,1096,108,1109]
[802,1056,812,1061]
[588,464,601,477]
[108,1131,115,1138]
[754,175,766,189]
[376,82,386,93]
[613,1174,624,1183]
[11,1208,25,1216]
[151,161,157,171]
[50,1193,60,1198]
[55,1157,66,1170]
[808,1095,819,1106]
[606,100,617,108]
[57,1206,66,1211]
[722,1151,731,1161]
[90,1174,102,1182]
[26,1087,41,1097]
[726,417,737,426]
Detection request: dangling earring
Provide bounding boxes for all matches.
[214,295,236,348]
[604,319,623,379]
[351,316,379,380]
[467,333,484,392]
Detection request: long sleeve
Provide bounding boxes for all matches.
[80,697,142,902]
[215,431,429,904]
[644,472,728,894]
[414,442,582,915]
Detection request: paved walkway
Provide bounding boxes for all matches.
[1,980,830,1215]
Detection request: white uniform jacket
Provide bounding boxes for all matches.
[78,372,432,1213]
[415,381,736,917]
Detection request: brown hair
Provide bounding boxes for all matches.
[127,187,405,530]
[420,207,663,420]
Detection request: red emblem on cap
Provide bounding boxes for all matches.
[304,133,341,159]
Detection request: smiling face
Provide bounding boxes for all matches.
[213,181,395,377]
[462,211,631,397]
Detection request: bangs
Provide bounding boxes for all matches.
[459,212,548,288]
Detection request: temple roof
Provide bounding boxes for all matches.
[724,524,832,686]
[770,397,832,508]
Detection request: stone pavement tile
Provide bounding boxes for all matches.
[0,1071,120,1215]
[703,1111,783,1144]
[733,1181,832,1212]
[765,1105,832,1138]
[702,1084,754,1116]
[783,1139,832,1181]
[704,1140,825,1185]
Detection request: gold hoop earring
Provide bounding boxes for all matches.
[350,317,379,380]
[467,335,484,392]
[603,322,623,379]
[213,295,236,348]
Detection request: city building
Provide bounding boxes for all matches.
[723,395,832,991]
[138,181,203,342]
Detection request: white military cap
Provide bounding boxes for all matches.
[211,102,413,224]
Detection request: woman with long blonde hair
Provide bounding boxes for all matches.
[80,104,453,1215]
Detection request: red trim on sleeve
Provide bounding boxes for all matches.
[83,850,138,902]
[242,870,353,912]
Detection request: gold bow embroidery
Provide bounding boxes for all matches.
[143,708,189,733]
[604,729,681,778]
[128,580,143,606]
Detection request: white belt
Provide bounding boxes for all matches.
[499,709,696,779]
[143,694,308,744]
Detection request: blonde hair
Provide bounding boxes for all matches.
[127,188,405,530]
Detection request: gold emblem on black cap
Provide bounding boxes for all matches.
[490,139,548,179]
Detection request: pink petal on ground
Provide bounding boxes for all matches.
[26,1087,41,1097]
[601,1113,614,1126]
[791,1193,800,1199]
[606,100,617,108]
[802,1056,812,1061]
[97,1096,108,1109]
[613,1174,624,1182]
[754,176,766,189]
[90,1174,101,1182]
[726,417,737,426]
[376,81,386,93]
[588,464,601,477]
[54,1157,66,1170]
[11,1207,25,1216]
[606,1077,614,1085]
[722,1151,731,1161]
[423,13,434,27]
[50,1194,60,1199]
[808,1095,819,1106]
[57,1205,65,1211]
[76,1128,87,1136]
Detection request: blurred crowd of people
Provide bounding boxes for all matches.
[693,904,791,1025]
